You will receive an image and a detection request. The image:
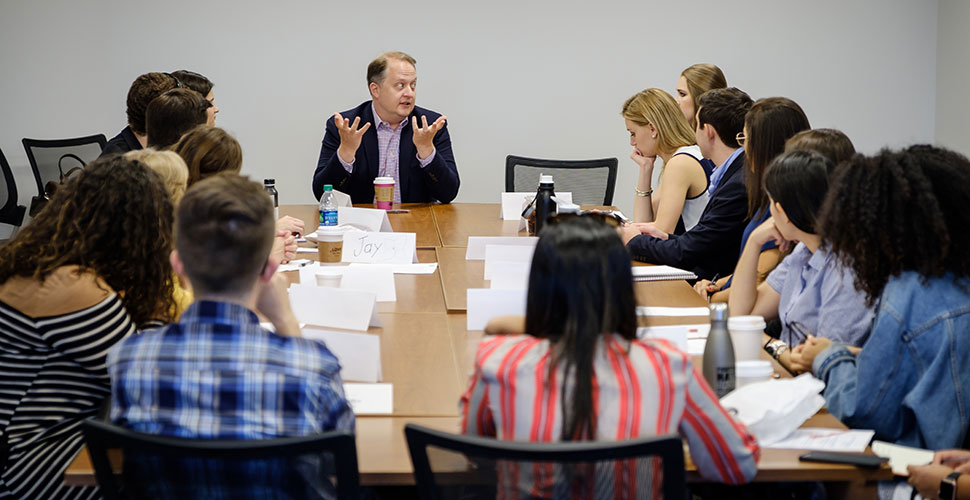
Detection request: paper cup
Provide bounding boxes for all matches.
[735,360,774,388]
[315,267,344,288]
[374,176,395,210]
[728,315,767,361]
[316,226,344,265]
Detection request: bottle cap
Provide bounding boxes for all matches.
[539,174,553,185]
[264,179,275,185]
[323,184,333,191]
[709,302,729,321]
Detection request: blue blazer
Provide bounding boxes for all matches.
[312,101,460,204]
[626,151,749,280]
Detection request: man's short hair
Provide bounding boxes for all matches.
[126,72,179,135]
[146,88,210,148]
[696,87,753,148]
[176,174,275,296]
[367,51,416,86]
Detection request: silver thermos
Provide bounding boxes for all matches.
[703,303,736,397]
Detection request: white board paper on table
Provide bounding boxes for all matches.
[342,231,417,264]
[289,285,381,331]
[301,328,382,382]
[483,244,535,279]
[342,383,393,414]
[466,236,538,260]
[340,264,397,302]
[338,206,392,232]
[466,288,527,330]
[500,192,572,220]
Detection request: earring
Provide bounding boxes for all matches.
[651,135,657,139]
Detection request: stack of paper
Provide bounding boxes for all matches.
[871,441,935,475]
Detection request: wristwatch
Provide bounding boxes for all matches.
[765,340,788,359]
[941,471,962,500]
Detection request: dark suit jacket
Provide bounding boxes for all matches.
[312,101,459,204]
[627,151,749,280]
[100,126,142,158]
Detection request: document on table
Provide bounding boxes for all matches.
[763,428,875,452]
[871,440,935,476]
[636,306,711,317]
[342,383,393,415]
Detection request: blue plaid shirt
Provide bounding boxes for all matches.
[107,300,354,439]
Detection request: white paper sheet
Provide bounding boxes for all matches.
[636,306,711,317]
[466,236,538,260]
[872,440,935,476]
[278,259,315,272]
[500,192,572,220]
[342,383,393,414]
[483,245,535,279]
[301,328,382,382]
[337,206,392,232]
[466,288,527,330]
[296,261,320,284]
[380,262,438,275]
[296,247,317,253]
[342,231,417,264]
[340,265,397,302]
[289,285,381,331]
[763,428,875,452]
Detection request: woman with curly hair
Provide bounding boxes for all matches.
[0,155,175,499]
[790,145,970,451]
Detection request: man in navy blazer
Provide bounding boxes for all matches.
[312,52,459,204]
[619,88,754,280]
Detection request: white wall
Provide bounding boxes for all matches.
[0,0,939,219]
[936,0,970,158]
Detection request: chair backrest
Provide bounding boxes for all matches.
[82,419,361,500]
[505,155,619,206]
[0,148,26,228]
[22,134,107,196]
[405,424,687,500]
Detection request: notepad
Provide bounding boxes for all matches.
[631,265,697,282]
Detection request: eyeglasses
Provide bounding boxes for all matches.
[735,132,746,147]
[786,321,813,344]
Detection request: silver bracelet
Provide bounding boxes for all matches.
[635,187,653,197]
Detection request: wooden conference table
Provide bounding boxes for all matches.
[64,203,891,495]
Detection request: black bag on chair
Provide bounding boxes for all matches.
[28,153,85,217]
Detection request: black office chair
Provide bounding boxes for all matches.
[405,424,687,500]
[82,419,361,500]
[0,148,26,230]
[505,155,618,206]
[22,134,106,214]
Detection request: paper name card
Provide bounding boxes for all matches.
[488,261,531,290]
[500,192,573,220]
[638,324,710,354]
[466,288,527,330]
[343,383,393,414]
[484,244,535,279]
[301,328,382,382]
[872,440,934,476]
[341,264,397,302]
[289,284,381,331]
[466,236,538,260]
[342,231,417,264]
[636,306,711,317]
[338,206,392,232]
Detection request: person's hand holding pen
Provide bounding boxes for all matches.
[694,273,721,301]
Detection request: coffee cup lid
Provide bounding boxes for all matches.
[317,225,345,234]
[728,315,767,330]
[374,177,395,184]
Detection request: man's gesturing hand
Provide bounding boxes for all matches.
[335,112,371,164]
[412,115,446,160]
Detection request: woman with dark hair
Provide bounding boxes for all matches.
[461,215,759,492]
[727,150,873,371]
[0,156,175,499]
[790,145,970,451]
[697,97,810,301]
[171,69,218,124]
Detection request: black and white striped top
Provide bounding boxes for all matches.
[0,292,134,500]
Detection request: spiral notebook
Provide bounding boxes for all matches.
[631,265,697,282]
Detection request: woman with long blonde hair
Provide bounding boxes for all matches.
[622,88,709,234]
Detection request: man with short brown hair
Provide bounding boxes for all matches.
[313,51,460,204]
[101,72,180,156]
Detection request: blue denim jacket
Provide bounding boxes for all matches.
[812,271,970,449]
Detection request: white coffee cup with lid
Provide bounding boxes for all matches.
[728,315,767,361]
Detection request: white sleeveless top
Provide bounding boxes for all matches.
[666,145,708,231]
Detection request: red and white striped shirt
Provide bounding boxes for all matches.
[460,334,760,491]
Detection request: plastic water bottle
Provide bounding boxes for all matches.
[264,179,279,221]
[703,302,736,397]
[533,174,556,236]
[319,184,338,227]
